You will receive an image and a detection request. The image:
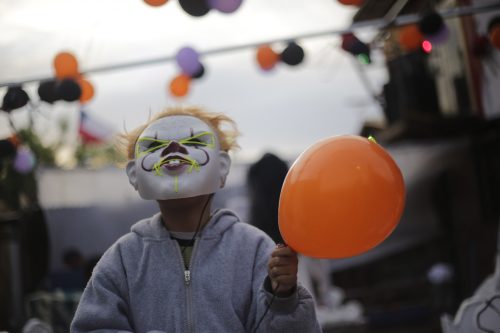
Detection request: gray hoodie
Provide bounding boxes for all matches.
[71,209,321,333]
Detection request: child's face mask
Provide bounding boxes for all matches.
[126,115,231,200]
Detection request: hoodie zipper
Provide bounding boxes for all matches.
[176,239,199,333]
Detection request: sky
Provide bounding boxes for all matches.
[0,0,388,163]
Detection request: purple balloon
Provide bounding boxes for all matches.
[206,0,243,14]
[425,24,449,45]
[14,147,36,174]
[175,47,202,76]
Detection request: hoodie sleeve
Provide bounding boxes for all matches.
[71,243,134,333]
[249,238,322,333]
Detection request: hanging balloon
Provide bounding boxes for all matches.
[57,78,82,102]
[338,0,364,6]
[143,0,169,6]
[13,147,36,174]
[178,0,210,17]
[54,52,79,79]
[176,46,203,76]
[426,24,449,45]
[256,45,280,71]
[1,86,29,112]
[418,12,449,45]
[418,12,444,35]
[38,79,60,104]
[488,16,500,32]
[399,25,424,51]
[0,138,17,161]
[206,0,243,13]
[78,78,95,104]
[488,17,500,49]
[169,74,191,97]
[490,26,500,49]
[191,64,205,79]
[280,41,305,66]
[278,135,405,258]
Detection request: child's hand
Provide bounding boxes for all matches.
[267,244,298,297]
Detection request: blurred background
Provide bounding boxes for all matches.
[1,0,500,332]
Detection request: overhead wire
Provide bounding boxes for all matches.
[0,2,498,89]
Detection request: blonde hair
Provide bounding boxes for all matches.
[120,106,240,160]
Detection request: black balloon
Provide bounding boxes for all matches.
[1,86,29,112]
[191,64,205,79]
[57,78,82,102]
[488,16,500,34]
[281,42,305,66]
[0,138,16,161]
[178,0,210,17]
[418,12,444,35]
[38,79,60,104]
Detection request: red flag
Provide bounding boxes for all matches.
[78,109,112,144]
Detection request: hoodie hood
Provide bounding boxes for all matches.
[130,208,240,241]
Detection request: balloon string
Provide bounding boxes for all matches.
[254,242,288,332]
[253,282,280,333]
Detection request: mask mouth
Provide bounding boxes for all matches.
[153,154,200,175]
[162,155,190,171]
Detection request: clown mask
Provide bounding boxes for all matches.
[126,115,231,200]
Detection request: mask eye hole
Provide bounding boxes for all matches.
[183,137,203,147]
[136,138,169,157]
[147,141,163,149]
[180,132,215,148]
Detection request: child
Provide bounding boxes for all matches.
[71,106,321,332]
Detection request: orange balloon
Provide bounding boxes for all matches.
[338,0,364,6]
[490,26,500,49]
[169,74,191,97]
[54,52,79,79]
[399,25,424,51]
[144,0,169,6]
[256,45,279,71]
[78,78,95,103]
[278,135,405,259]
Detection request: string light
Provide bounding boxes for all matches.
[422,40,433,53]
[357,53,371,65]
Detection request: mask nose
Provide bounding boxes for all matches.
[161,141,188,157]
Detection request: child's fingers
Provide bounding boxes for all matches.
[269,263,297,278]
[271,245,297,258]
[268,255,297,268]
[274,274,297,287]
[268,244,299,295]
[271,273,297,293]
